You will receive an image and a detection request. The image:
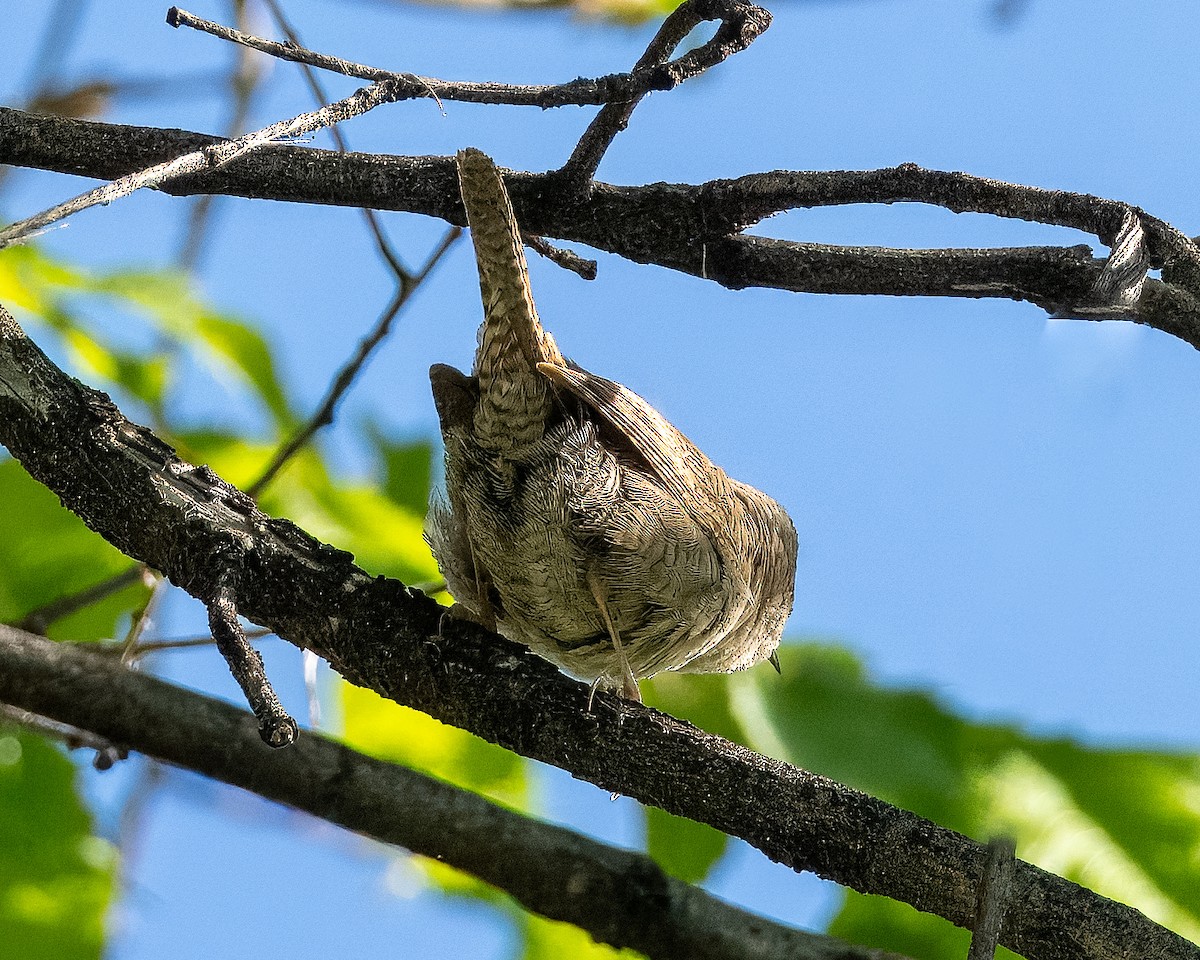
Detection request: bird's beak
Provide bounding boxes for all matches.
[768,650,782,673]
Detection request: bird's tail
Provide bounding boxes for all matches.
[457,147,565,459]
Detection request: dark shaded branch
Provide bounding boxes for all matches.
[701,165,1200,280]
[166,0,766,112]
[3,107,1197,348]
[0,701,128,770]
[0,626,903,960]
[0,304,1194,960]
[525,233,598,280]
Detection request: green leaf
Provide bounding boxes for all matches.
[338,682,528,811]
[0,248,171,416]
[827,892,1025,960]
[643,807,727,884]
[289,479,438,585]
[0,246,74,315]
[642,671,747,745]
[0,248,297,430]
[518,913,644,960]
[96,269,297,429]
[0,460,150,642]
[191,311,295,429]
[371,430,435,517]
[729,645,987,830]
[177,427,441,586]
[57,326,168,413]
[0,731,115,960]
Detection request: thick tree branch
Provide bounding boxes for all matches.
[0,303,1193,960]
[0,625,897,960]
[3,107,1198,347]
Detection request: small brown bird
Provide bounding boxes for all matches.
[426,148,797,702]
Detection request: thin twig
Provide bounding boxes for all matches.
[166,1,765,112]
[258,0,415,281]
[120,574,167,662]
[21,0,88,94]
[112,761,167,904]
[525,233,598,280]
[108,626,273,659]
[178,0,266,270]
[246,226,461,497]
[0,77,406,248]
[206,579,296,747]
[0,702,128,770]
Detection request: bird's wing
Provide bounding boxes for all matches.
[536,361,733,527]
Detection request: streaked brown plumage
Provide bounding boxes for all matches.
[426,148,797,702]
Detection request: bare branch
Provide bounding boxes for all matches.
[0,701,128,770]
[177,0,268,271]
[557,0,771,192]
[257,0,416,281]
[968,837,1017,960]
[17,564,149,634]
[165,0,766,113]
[0,303,1194,960]
[525,233,598,280]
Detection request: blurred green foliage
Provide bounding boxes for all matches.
[0,731,113,960]
[0,460,151,642]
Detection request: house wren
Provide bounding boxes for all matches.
[426,148,797,702]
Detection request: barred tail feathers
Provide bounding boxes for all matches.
[456,148,564,459]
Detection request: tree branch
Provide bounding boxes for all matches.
[3,107,1198,347]
[165,0,766,113]
[0,302,1193,960]
[0,624,902,960]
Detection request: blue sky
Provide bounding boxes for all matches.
[5,0,1200,956]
